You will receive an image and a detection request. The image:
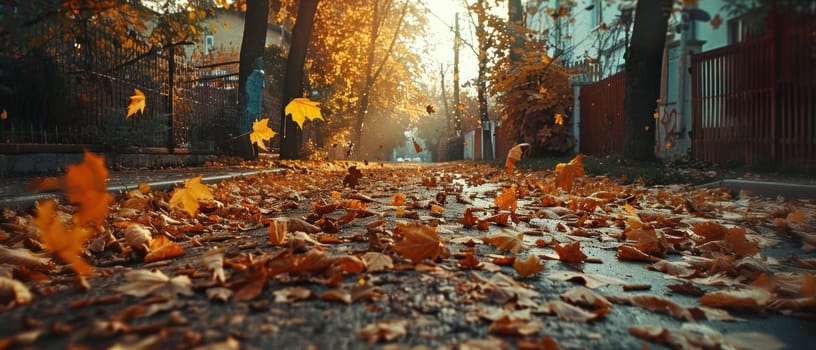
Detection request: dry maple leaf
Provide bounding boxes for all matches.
[494,184,518,212]
[505,143,530,173]
[629,324,785,350]
[273,286,313,303]
[33,200,93,275]
[488,315,542,336]
[554,153,585,192]
[126,88,145,118]
[698,286,773,311]
[412,138,423,153]
[0,246,51,270]
[483,230,524,253]
[356,320,407,343]
[513,254,546,278]
[607,294,696,321]
[538,300,606,322]
[268,218,288,246]
[144,235,185,263]
[284,98,323,129]
[249,118,277,151]
[0,276,32,306]
[391,193,406,206]
[546,271,628,289]
[123,223,151,254]
[343,166,363,189]
[361,252,393,272]
[116,269,193,299]
[560,286,613,310]
[169,176,214,217]
[393,222,447,264]
[202,248,225,284]
[64,150,113,225]
[553,241,588,262]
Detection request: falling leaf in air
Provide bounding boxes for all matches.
[494,184,518,212]
[483,230,524,253]
[412,138,423,153]
[285,98,323,129]
[0,108,7,120]
[425,105,435,114]
[64,150,113,225]
[505,143,530,173]
[554,114,564,125]
[33,200,93,275]
[393,222,447,264]
[249,118,277,151]
[553,241,588,262]
[514,254,545,278]
[116,269,193,299]
[126,88,145,118]
[169,176,214,217]
[554,154,585,192]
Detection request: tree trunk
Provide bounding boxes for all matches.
[279,0,320,159]
[508,0,523,64]
[236,0,269,159]
[621,0,671,161]
[475,0,493,160]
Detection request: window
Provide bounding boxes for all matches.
[204,35,215,54]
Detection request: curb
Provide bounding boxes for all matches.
[0,168,284,210]
[698,179,816,200]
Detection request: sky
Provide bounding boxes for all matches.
[422,1,481,86]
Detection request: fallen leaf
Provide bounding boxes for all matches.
[126,88,145,118]
[321,288,352,304]
[518,336,562,350]
[629,323,785,350]
[169,176,214,217]
[513,254,545,278]
[391,193,406,206]
[553,241,587,262]
[356,320,407,343]
[361,252,393,272]
[116,269,193,299]
[268,218,288,246]
[274,286,313,303]
[285,98,323,129]
[488,315,542,336]
[249,118,277,151]
[0,246,50,270]
[0,276,33,306]
[144,235,185,263]
[505,143,530,173]
[393,222,447,264]
[538,300,605,322]
[616,244,661,262]
[206,287,233,302]
[607,294,696,321]
[546,271,628,289]
[698,286,773,311]
[123,223,151,254]
[483,230,524,253]
[343,166,363,189]
[64,150,113,225]
[560,286,613,310]
[33,200,93,275]
[202,248,225,283]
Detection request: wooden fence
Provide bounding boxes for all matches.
[691,11,815,170]
[579,72,625,155]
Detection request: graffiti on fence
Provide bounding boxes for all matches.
[655,105,679,158]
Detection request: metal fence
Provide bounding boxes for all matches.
[0,16,239,154]
[691,11,815,170]
[579,72,625,155]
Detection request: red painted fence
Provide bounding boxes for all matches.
[691,11,815,170]
[579,72,625,155]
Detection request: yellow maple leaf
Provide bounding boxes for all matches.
[494,184,518,212]
[169,176,214,217]
[249,118,277,151]
[513,254,545,278]
[64,151,113,226]
[285,98,323,129]
[33,200,93,275]
[126,88,146,119]
[393,222,447,264]
[554,114,564,126]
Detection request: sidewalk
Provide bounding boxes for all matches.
[0,164,282,209]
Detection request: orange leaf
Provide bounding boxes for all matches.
[459,207,484,228]
[483,231,524,253]
[391,193,406,206]
[268,219,287,246]
[169,176,214,217]
[494,184,518,212]
[144,235,185,263]
[504,143,530,173]
[33,201,93,275]
[698,287,773,311]
[393,222,447,264]
[553,241,587,262]
[554,154,585,192]
[249,118,277,151]
[64,151,113,225]
[513,255,545,278]
[126,88,146,118]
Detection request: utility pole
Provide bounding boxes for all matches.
[453,13,462,136]
[440,63,450,136]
